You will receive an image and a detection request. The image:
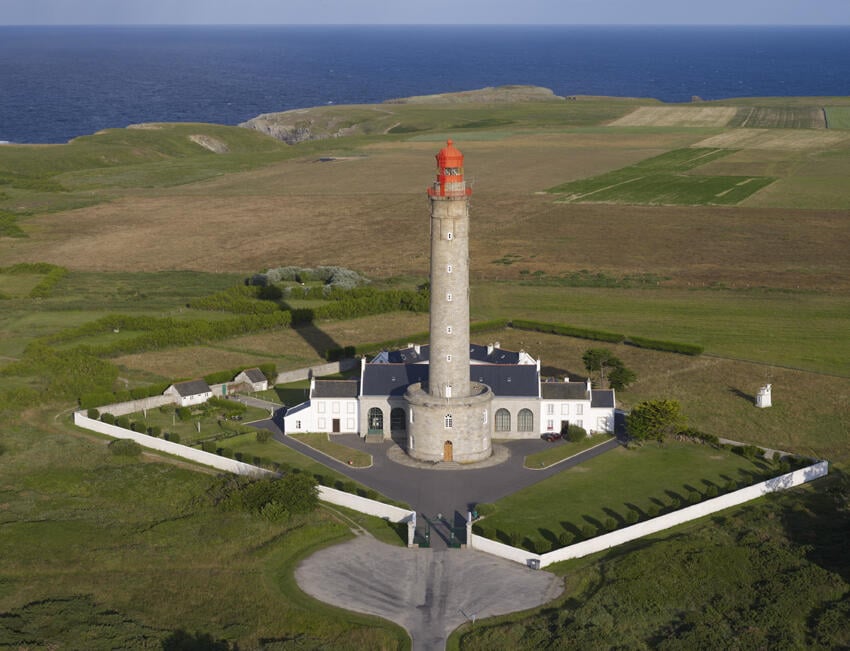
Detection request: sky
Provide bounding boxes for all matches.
[2,0,849,26]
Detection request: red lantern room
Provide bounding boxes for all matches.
[429,139,472,197]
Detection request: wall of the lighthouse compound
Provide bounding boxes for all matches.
[427,193,471,399]
[405,382,493,463]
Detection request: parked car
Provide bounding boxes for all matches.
[542,432,561,442]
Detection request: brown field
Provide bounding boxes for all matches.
[693,128,848,150]
[609,106,738,127]
[4,131,849,292]
[726,106,826,129]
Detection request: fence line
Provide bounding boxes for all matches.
[73,412,415,531]
[469,461,829,568]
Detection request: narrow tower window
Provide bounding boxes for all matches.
[447,232,453,240]
[446,354,452,362]
[445,414,453,428]
[446,264,453,273]
[446,325,453,334]
[446,293,452,302]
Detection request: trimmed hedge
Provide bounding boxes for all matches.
[626,335,703,356]
[510,319,626,343]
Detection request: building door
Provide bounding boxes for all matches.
[332,418,340,433]
[443,440,453,462]
[560,420,570,436]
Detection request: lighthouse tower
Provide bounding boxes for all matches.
[405,140,494,463]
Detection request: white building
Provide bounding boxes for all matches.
[164,379,213,407]
[233,368,269,392]
[283,342,615,441]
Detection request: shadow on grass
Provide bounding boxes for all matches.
[728,386,755,404]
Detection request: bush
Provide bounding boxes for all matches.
[558,531,574,547]
[604,517,617,532]
[646,504,659,518]
[219,447,233,458]
[705,485,719,498]
[255,430,272,444]
[581,524,597,539]
[175,407,191,421]
[475,503,497,517]
[626,335,703,356]
[508,531,522,547]
[735,444,763,461]
[166,432,181,444]
[510,318,625,343]
[566,424,587,442]
[100,413,115,425]
[147,425,161,437]
[201,441,217,453]
[109,439,142,456]
[87,408,99,419]
[625,510,639,524]
[115,416,130,430]
[687,491,701,504]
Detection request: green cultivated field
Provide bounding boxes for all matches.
[547,148,776,205]
[825,106,850,129]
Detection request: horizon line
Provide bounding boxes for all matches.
[1,22,849,28]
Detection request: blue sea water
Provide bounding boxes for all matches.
[1,25,849,144]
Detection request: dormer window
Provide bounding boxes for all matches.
[443,167,461,176]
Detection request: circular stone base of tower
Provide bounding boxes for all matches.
[404,382,493,463]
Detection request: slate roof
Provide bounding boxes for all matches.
[591,390,616,409]
[312,379,359,399]
[373,343,521,365]
[362,363,539,397]
[541,382,588,400]
[170,379,212,397]
[362,364,429,396]
[240,368,266,383]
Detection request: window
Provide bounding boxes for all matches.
[482,409,488,425]
[391,408,406,431]
[547,404,554,415]
[368,407,384,432]
[518,408,534,432]
[446,354,452,362]
[317,402,326,413]
[547,419,553,431]
[410,408,415,424]
[318,417,326,429]
[446,325,453,334]
[576,404,584,415]
[447,293,453,302]
[561,404,570,415]
[447,232,453,240]
[347,418,355,429]
[445,414,453,428]
[295,420,302,429]
[446,264,453,273]
[347,402,355,414]
[332,402,340,414]
[495,408,511,432]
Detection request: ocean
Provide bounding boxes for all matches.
[1,25,849,144]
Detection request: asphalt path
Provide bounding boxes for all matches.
[252,417,622,548]
[296,535,563,651]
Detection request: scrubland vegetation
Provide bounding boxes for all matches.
[1,91,848,648]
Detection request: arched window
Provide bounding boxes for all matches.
[518,408,534,432]
[390,408,406,431]
[368,407,384,433]
[495,408,511,432]
[445,414,453,428]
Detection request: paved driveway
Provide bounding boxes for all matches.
[296,534,563,651]
[253,418,621,548]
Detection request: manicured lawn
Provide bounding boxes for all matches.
[289,432,372,468]
[523,433,614,469]
[547,148,775,205]
[825,106,850,129]
[119,404,270,445]
[479,441,777,548]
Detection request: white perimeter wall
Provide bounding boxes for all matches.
[74,412,414,524]
[275,359,359,385]
[470,461,829,569]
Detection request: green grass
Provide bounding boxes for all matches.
[0,417,408,649]
[479,441,776,548]
[523,433,614,469]
[119,404,270,445]
[547,148,775,205]
[454,472,850,650]
[825,106,850,129]
[289,432,372,468]
[472,283,850,377]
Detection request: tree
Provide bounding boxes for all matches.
[582,348,636,390]
[608,365,637,391]
[627,399,686,442]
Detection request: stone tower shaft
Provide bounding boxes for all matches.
[427,140,472,399]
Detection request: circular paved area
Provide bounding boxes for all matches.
[295,534,563,651]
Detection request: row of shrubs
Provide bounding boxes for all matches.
[188,284,279,313]
[251,265,369,290]
[95,411,182,442]
[509,318,703,355]
[0,262,69,297]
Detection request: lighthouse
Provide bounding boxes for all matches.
[405,140,494,463]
